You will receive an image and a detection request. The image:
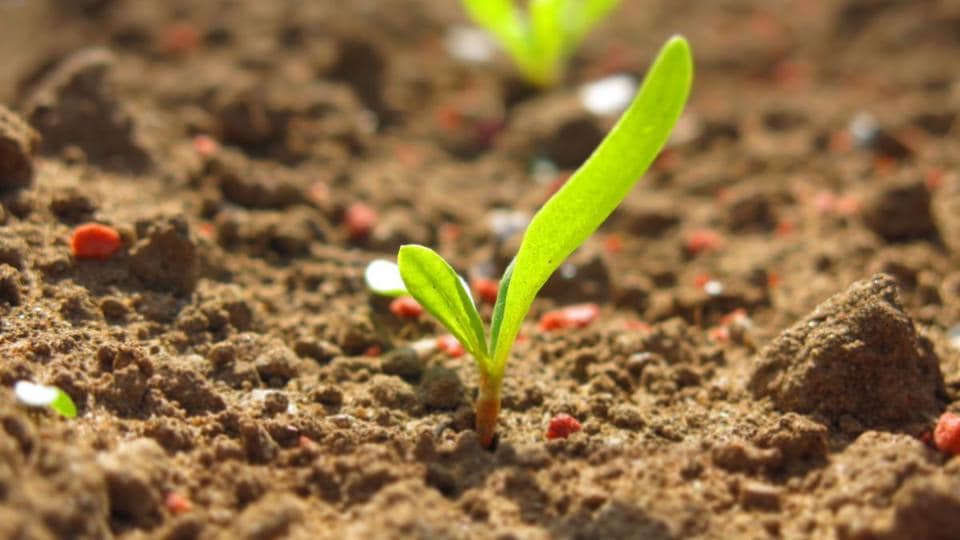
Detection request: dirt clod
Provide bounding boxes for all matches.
[739,481,782,511]
[20,48,152,173]
[370,374,418,411]
[97,438,167,528]
[225,492,305,540]
[129,216,198,295]
[380,347,423,381]
[240,420,279,464]
[862,178,937,241]
[0,105,40,193]
[750,274,943,426]
[418,366,464,410]
[0,264,22,305]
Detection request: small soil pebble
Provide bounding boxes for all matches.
[128,216,198,295]
[212,152,304,209]
[418,366,464,410]
[96,438,167,528]
[369,374,418,410]
[723,187,777,232]
[0,264,23,305]
[738,481,782,511]
[752,413,828,463]
[861,178,937,242]
[240,420,280,463]
[0,104,40,193]
[750,274,943,427]
[380,347,423,380]
[609,404,645,430]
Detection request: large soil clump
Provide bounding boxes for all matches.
[749,274,944,427]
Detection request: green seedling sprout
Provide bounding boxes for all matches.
[461,0,621,87]
[14,381,77,418]
[370,36,692,447]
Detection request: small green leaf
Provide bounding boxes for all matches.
[50,389,77,418]
[460,0,620,87]
[487,257,513,364]
[398,245,488,362]
[489,36,693,372]
[14,381,77,418]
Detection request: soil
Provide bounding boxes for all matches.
[1,0,960,538]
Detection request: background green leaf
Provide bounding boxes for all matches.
[489,36,693,372]
[528,0,565,86]
[461,0,533,75]
[564,0,620,46]
[398,245,488,361]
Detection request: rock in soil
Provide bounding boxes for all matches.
[750,273,944,427]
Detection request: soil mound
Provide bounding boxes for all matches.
[749,273,943,426]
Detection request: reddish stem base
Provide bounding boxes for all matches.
[475,374,502,448]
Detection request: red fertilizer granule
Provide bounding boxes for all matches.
[389,296,423,319]
[471,277,499,304]
[546,413,582,440]
[345,202,377,240]
[685,229,724,255]
[934,412,960,455]
[435,335,465,358]
[70,223,122,260]
[164,493,192,515]
[538,303,600,331]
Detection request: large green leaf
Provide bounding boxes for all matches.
[489,36,693,372]
[398,245,488,361]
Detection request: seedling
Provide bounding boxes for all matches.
[369,36,692,446]
[461,0,621,87]
[14,381,77,418]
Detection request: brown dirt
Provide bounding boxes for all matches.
[1,0,960,538]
